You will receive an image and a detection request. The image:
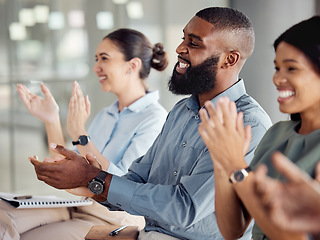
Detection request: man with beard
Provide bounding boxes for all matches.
[28,7,272,240]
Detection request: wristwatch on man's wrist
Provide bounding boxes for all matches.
[229,166,252,183]
[88,170,108,195]
[72,135,90,146]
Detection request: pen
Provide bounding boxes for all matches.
[109,225,128,236]
[14,195,32,200]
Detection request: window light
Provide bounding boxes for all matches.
[96,11,114,30]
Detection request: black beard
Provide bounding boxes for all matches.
[168,55,219,95]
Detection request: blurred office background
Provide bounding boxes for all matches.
[0,0,319,197]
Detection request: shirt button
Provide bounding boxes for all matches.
[194,115,199,120]
[182,142,187,147]
[173,171,178,176]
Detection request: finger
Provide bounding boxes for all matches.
[198,122,210,146]
[29,156,59,175]
[86,153,102,169]
[75,82,85,109]
[69,96,75,114]
[17,84,33,106]
[314,161,320,183]
[243,124,252,155]
[204,101,223,130]
[219,97,236,129]
[41,83,53,100]
[49,143,81,160]
[272,152,311,184]
[254,164,268,195]
[72,81,77,97]
[199,107,216,138]
[85,95,91,115]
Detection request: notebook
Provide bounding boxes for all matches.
[0,192,93,209]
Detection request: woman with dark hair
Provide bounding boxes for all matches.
[199,16,320,240]
[1,28,168,239]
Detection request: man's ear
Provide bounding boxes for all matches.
[128,57,142,73]
[221,51,240,69]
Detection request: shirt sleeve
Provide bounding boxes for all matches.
[105,148,215,229]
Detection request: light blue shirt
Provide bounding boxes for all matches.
[105,80,272,239]
[87,90,167,176]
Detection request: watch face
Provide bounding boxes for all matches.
[79,135,89,145]
[234,171,244,182]
[88,180,104,194]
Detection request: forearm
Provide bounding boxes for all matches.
[214,164,252,239]
[44,116,65,158]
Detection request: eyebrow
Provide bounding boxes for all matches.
[95,53,109,58]
[188,33,203,42]
[274,59,298,64]
[183,29,203,42]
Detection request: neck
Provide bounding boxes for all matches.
[198,75,239,107]
[298,112,320,135]
[117,82,146,112]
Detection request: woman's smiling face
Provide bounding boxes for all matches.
[273,41,320,117]
[93,38,130,94]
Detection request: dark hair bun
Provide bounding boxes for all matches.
[151,43,168,71]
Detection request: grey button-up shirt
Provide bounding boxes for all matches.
[104,80,272,240]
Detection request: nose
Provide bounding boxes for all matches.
[273,71,287,87]
[93,61,101,74]
[176,41,188,55]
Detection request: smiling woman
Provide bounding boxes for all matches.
[4,28,169,240]
[198,16,320,240]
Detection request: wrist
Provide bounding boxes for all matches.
[70,130,87,141]
[91,172,112,202]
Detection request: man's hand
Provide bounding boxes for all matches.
[29,144,101,190]
[254,152,320,234]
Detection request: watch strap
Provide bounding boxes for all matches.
[229,166,252,183]
[94,170,108,184]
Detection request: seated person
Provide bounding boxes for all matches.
[198,16,320,240]
[27,7,271,240]
[0,28,168,240]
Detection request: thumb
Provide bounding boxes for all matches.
[86,153,102,169]
[49,143,82,161]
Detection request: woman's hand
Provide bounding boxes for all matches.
[17,83,59,123]
[66,81,91,139]
[198,97,251,175]
[254,152,320,234]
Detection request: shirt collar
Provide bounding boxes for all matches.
[186,79,246,111]
[106,90,160,115]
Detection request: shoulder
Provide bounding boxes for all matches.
[236,94,272,130]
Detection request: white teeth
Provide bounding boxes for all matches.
[99,76,107,80]
[179,62,189,69]
[278,90,295,98]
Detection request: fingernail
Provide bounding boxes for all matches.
[50,143,57,149]
[35,155,39,160]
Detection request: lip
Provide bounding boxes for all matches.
[277,88,295,103]
[176,56,191,74]
[98,76,107,83]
